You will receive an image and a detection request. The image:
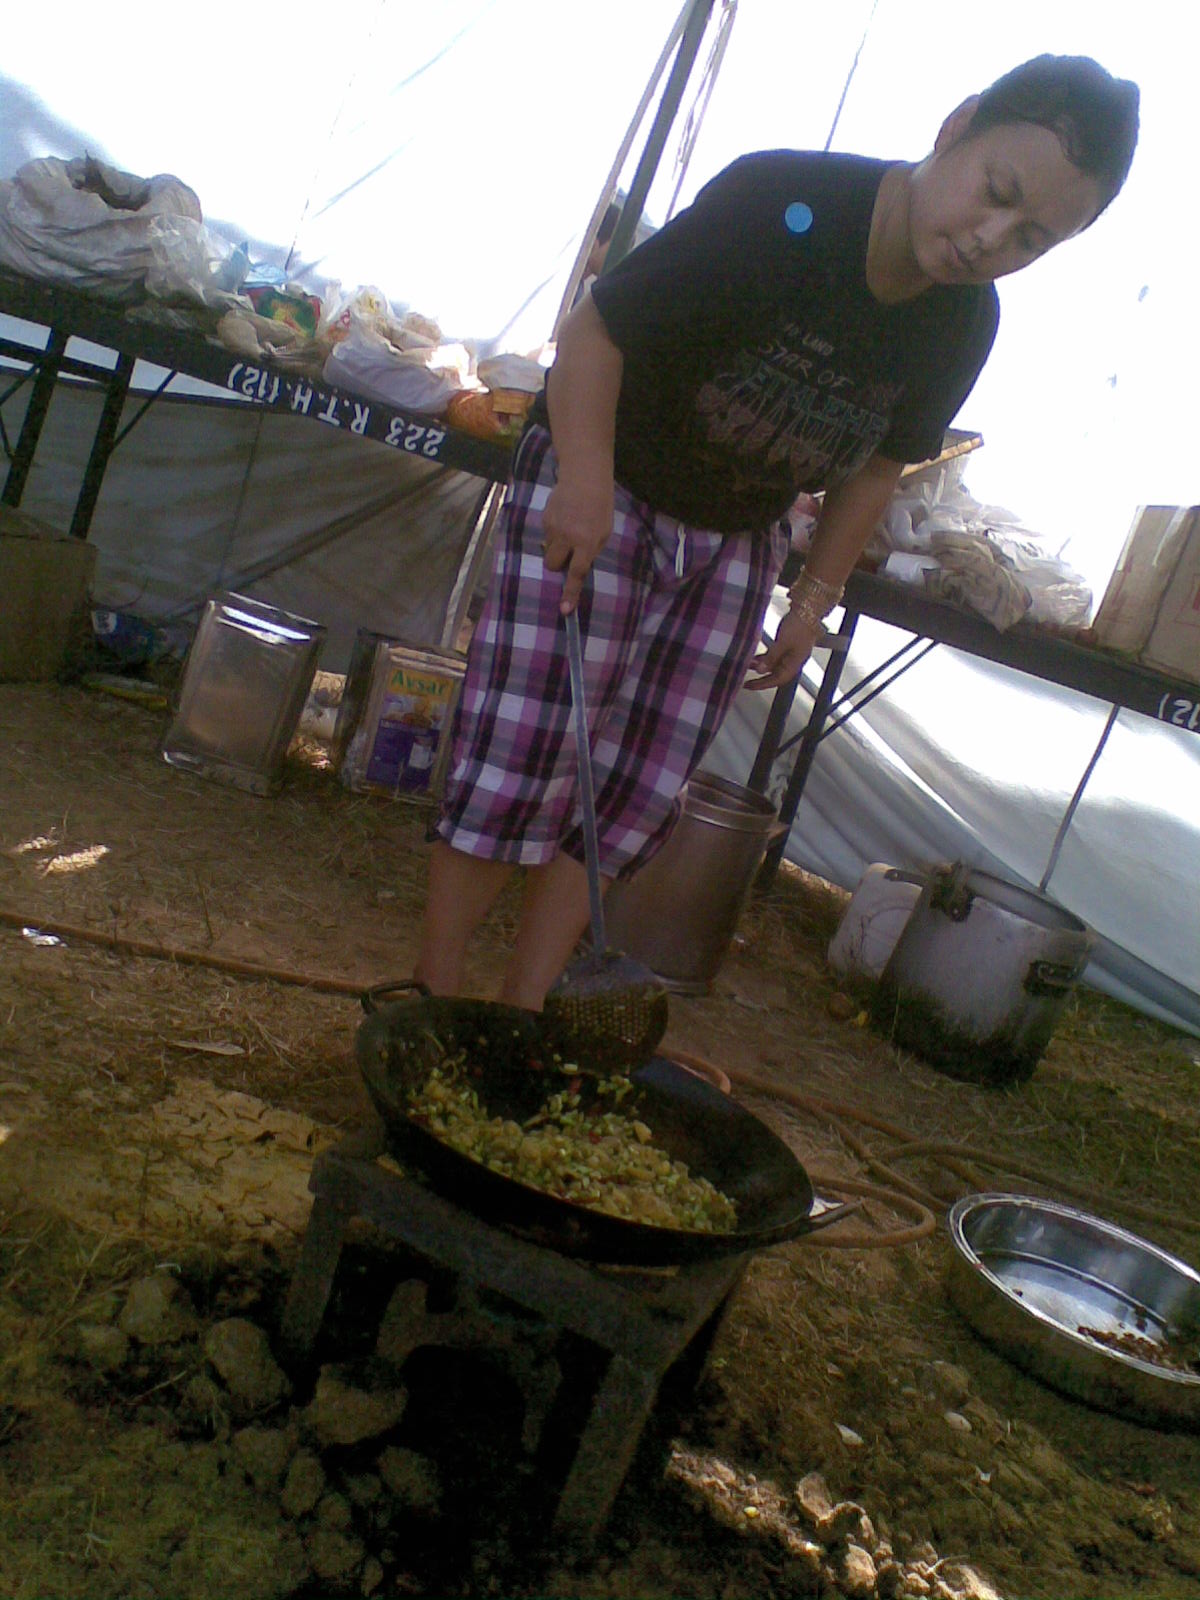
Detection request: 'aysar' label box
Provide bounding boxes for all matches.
[332,632,466,798]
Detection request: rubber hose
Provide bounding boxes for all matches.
[669,1048,946,1210]
[674,1048,1200,1242]
[0,907,369,997]
[876,1137,1200,1236]
[11,912,1183,1241]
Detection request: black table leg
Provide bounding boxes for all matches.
[2,327,67,508]
[755,608,860,890]
[69,352,134,539]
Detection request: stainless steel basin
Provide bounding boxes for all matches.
[947,1193,1200,1430]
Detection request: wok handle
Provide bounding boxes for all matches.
[801,1200,862,1234]
[360,978,432,1015]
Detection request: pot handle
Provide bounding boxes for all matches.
[360,978,432,1015]
[929,861,974,922]
[1023,959,1081,997]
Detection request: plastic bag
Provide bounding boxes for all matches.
[985,530,1093,628]
[321,320,471,415]
[315,285,441,353]
[313,284,474,412]
[446,388,528,443]
[0,156,202,301]
[476,353,546,394]
[924,529,1032,630]
[215,308,307,361]
[315,283,390,347]
[870,465,1093,629]
[144,214,249,307]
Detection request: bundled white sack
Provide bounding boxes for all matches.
[871,463,1092,629]
[0,156,204,301]
[323,327,473,415]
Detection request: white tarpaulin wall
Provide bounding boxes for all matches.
[1,2,1197,1034]
[0,382,490,662]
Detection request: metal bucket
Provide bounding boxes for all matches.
[603,771,780,995]
[871,864,1093,1087]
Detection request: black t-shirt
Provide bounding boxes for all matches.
[565,149,999,532]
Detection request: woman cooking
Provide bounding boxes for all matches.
[414,53,1140,1010]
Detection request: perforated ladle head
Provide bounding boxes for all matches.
[542,606,669,1072]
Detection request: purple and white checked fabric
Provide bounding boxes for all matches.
[435,425,788,878]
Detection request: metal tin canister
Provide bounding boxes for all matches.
[332,632,467,799]
[161,592,326,796]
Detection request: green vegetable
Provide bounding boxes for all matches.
[407,1055,737,1233]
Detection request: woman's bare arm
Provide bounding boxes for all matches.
[542,294,624,614]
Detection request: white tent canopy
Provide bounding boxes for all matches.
[1,2,1197,1034]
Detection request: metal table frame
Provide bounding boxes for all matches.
[750,567,1200,888]
[0,268,512,541]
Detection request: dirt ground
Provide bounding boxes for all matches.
[1,680,1199,1600]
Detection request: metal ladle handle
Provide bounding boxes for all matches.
[565,606,608,955]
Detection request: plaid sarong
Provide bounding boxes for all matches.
[435,425,788,877]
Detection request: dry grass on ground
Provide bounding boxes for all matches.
[1,682,1198,1600]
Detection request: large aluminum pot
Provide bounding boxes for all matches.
[604,771,779,995]
[871,864,1093,1086]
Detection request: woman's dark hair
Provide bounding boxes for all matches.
[966,54,1140,218]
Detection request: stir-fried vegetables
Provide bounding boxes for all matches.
[407,1054,738,1234]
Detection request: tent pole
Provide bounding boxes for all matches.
[440,479,506,652]
[601,0,718,276]
[553,1,692,335]
[662,0,739,223]
[1038,702,1120,893]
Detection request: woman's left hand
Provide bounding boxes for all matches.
[744,610,824,690]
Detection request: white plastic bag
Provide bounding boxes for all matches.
[0,156,202,300]
[476,353,546,394]
[986,531,1093,627]
[322,321,471,415]
[144,214,249,308]
[315,285,445,354]
[315,283,392,349]
[870,466,1093,628]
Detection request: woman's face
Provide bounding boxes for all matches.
[906,113,1107,286]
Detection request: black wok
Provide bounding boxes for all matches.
[355,984,830,1266]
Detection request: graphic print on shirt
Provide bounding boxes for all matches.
[694,320,900,491]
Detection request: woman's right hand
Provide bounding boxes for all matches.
[542,469,615,614]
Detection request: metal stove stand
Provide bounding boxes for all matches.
[281,1125,750,1540]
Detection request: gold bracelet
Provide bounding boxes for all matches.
[786,570,844,630]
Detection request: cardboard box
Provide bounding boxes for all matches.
[1092,505,1200,683]
[0,505,96,681]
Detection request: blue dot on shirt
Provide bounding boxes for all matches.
[784,201,814,234]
